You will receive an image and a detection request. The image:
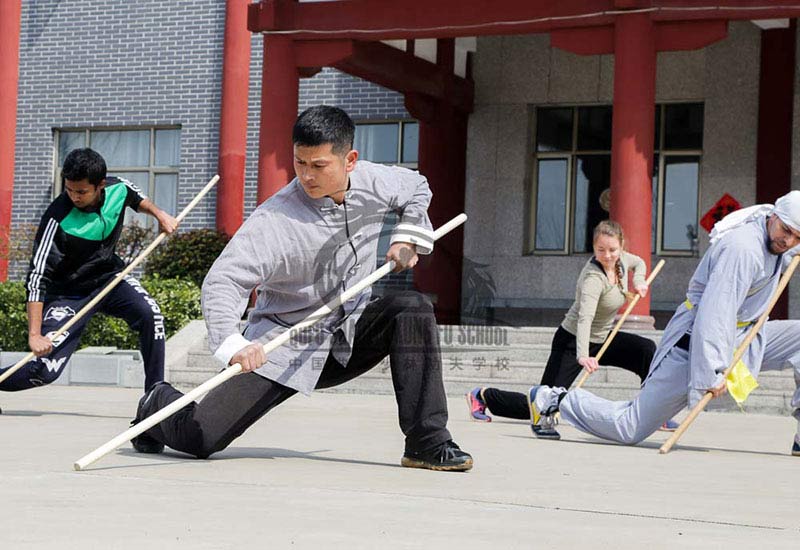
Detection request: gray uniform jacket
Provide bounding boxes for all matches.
[201,160,434,394]
[649,218,791,406]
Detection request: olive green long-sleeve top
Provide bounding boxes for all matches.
[560,251,647,359]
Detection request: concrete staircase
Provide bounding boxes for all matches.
[167,324,799,416]
[0,347,146,388]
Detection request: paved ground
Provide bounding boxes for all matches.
[1,385,798,549]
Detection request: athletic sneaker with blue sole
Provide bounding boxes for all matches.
[528,385,561,440]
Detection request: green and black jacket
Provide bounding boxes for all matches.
[25,177,147,301]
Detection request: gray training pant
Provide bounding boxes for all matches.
[558,320,800,445]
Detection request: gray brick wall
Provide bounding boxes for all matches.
[10,0,413,294]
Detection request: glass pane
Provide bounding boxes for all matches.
[91,130,150,167]
[576,106,612,151]
[155,129,181,167]
[664,103,703,150]
[536,108,573,152]
[58,131,86,166]
[111,171,150,227]
[401,122,419,164]
[662,156,699,251]
[534,158,568,250]
[354,123,399,163]
[573,155,611,253]
[154,173,178,216]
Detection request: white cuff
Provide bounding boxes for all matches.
[390,223,434,255]
[214,333,252,366]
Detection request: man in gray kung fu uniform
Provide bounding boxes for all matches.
[529,191,800,456]
[131,105,473,471]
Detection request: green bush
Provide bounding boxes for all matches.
[0,281,28,351]
[145,228,230,288]
[0,277,201,352]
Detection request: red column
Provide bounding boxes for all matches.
[410,39,467,324]
[257,35,299,204]
[217,0,251,236]
[756,21,796,319]
[609,13,656,324]
[0,0,22,281]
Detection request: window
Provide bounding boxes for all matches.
[54,127,181,228]
[529,103,703,255]
[354,121,418,167]
[354,120,420,260]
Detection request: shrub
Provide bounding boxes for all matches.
[144,228,230,288]
[0,281,29,351]
[0,277,201,352]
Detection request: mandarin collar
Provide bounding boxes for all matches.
[295,171,357,210]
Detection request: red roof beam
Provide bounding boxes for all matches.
[331,41,474,113]
[248,0,618,40]
[249,0,800,41]
[650,1,800,23]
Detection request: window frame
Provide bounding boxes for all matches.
[52,126,181,206]
[352,119,419,168]
[653,103,702,256]
[527,102,703,257]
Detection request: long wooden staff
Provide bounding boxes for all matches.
[659,254,800,454]
[573,259,666,390]
[73,213,468,471]
[0,175,220,386]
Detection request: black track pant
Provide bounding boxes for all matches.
[139,291,452,458]
[0,277,165,392]
[482,326,656,420]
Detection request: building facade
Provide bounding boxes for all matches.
[3,1,800,327]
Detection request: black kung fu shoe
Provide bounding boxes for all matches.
[401,440,473,472]
[130,385,165,454]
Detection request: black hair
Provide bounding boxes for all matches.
[292,105,355,155]
[62,148,107,186]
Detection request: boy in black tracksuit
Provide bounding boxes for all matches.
[0,148,177,395]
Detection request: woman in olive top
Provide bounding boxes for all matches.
[467,220,674,438]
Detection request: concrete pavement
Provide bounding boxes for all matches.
[0,385,798,549]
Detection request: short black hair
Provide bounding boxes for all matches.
[292,105,355,155]
[62,148,107,186]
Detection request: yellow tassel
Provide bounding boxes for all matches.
[726,359,759,406]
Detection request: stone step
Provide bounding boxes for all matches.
[180,349,798,391]
[316,377,797,416]
[170,356,797,416]
[0,350,145,389]
[193,325,665,353]
[172,323,796,416]
[190,343,558,364]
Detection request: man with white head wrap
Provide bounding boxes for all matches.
[527,191,800,455]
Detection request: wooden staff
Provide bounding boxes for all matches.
[73,213,468,471]
[0,175,220,386]
[659,254,800,454]
[573,259,666,390]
